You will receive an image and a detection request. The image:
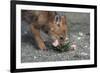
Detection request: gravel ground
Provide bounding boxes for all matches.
[21,12,90,63]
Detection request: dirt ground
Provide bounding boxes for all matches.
[21,12,90,63]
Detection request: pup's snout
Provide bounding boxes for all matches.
[60,36,64,40]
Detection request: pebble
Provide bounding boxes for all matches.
[77,37,81,40]
[33,56,37,59]
[79,32,83,36]
[84,45,88,48]
[71,44,77,50]
[80,52,88,56]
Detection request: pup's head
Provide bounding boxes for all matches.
[48,15,68,47]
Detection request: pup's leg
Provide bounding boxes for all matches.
[31,24,47,50]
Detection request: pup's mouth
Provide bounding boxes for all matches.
[52,39,65,47]
[52,38,69,47]
[52,40,59,47]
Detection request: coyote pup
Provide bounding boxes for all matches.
[22,10,68,50]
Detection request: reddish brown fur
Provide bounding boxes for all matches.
[22,10,68,50]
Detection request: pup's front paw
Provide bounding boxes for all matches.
[39,43,48,51]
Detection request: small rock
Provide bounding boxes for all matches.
[79,32,83,36]
[71,44,77,50]
[77,37,81,40]
[33,56,37,59]
[84,45,88,48]
[81,52,88,56]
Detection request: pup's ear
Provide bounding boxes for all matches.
[61,16,66,25]
[54,15,61,26]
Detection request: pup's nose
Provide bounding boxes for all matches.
[60,36,64,40]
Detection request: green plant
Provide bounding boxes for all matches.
[48,41,71,52]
